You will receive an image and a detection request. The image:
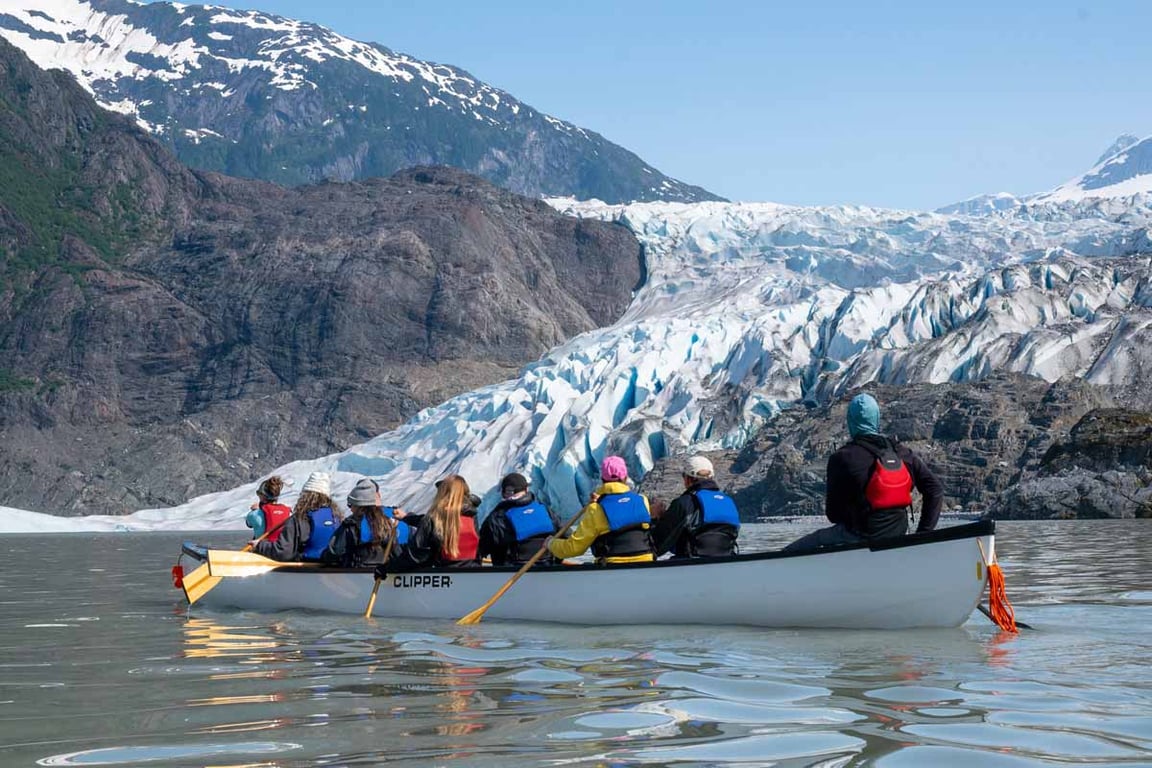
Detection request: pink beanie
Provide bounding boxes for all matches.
[600,455,628,482]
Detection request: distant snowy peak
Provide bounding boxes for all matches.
[0,0,719,202]
[935,192,1022,216]
[1095,133,1141,166]
[1035,134,1152,204]
[0,0,531,125]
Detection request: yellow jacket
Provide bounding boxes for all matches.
[547,481,654,564]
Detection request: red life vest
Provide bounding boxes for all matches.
[442,515,479,563]
[261,503,293,542]
[864,448,914,511]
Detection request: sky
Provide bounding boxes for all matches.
[160,0,1151,209]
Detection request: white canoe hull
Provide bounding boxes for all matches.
[189,521,995,629]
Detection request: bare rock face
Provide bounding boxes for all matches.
[0,40,643,515]
[990,409,1152,519]
[640,373,1136,521]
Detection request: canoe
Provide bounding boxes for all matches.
[178,520,996,629]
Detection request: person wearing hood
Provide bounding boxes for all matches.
[547,456,653,564]
[650,456,741,558]
[784,393,943,553]
[323,478,409,567]
[253,471,342,562]
[478,472,561,566]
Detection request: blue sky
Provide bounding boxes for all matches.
[186,0,1150,209]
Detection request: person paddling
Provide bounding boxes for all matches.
[381,475,480,572]
[547,456,654,564]
[784,393,943,553]
[245,476,292,542]
[478,472,561,566]
[324,478,409,567]
[253,471,342,562]
[650,456,740,558]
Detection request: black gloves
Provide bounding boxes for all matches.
[374,564,389,580]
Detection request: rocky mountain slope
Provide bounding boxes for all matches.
[0,0,721,204]
[0,38,643,515]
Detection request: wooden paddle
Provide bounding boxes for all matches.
[456,505,590,625]
[183,516,292,605]
[364,515,401,619]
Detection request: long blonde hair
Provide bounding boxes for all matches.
[428,475,469,558]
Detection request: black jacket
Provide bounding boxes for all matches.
[478,493,561,566]
[650,479,739,558]
[253,514,311,562]
[825,434,943,537]
[322,512,401,568]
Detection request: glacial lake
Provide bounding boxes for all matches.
[1,520,1150,767]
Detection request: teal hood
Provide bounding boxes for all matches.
[847,394,881,438]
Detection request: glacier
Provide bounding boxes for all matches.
[31,192,1143,533]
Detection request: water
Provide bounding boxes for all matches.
[1,521,1150,767]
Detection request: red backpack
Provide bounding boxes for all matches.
[862,442,914,511]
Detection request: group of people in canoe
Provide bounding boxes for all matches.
[244,452,742,571]
[243,393,943,569]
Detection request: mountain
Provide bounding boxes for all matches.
[0,37,643,515]
[113,191,1152,530]
[940,134,1152,212]
[1034,134,1152,204]
[0,0,722,204]
[934,192,1022,216]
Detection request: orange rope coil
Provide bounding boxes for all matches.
[978,540,1017,633]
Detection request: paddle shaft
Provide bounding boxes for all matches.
[364,515,401,619]
[457,504,591,625]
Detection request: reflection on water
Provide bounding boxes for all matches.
[0,522,1148,766]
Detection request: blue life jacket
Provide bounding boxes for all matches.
[359,511,411,547]
[383,507,411,546]
[505,501,556,541]
[593,491,652,559]
[599,491,650,531]
[694,490,741,528]
[301,507,338,560]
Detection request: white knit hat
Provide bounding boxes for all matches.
[302,471,331,496]
[684,455,714,479]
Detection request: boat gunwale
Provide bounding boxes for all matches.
[188,519,994,575]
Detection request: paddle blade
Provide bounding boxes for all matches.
[171,565,185,589]
[456,605,489,625]
[207,549,311,578]
[181,563,221,606]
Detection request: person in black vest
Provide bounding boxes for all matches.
[651,456,741,558]
[784,393,943,553]
[478,472,561,566]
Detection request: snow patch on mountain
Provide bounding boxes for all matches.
[0,0,571,131]
[1032,135,1152,204]
[64,194,1145,532]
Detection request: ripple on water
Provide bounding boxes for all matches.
[628,731,867,763]
[902,722,1147,760]
[656,670,830,702]
[37,741,300,766]
[632,697,862,726]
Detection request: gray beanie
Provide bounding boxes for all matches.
[347,478,379,508]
